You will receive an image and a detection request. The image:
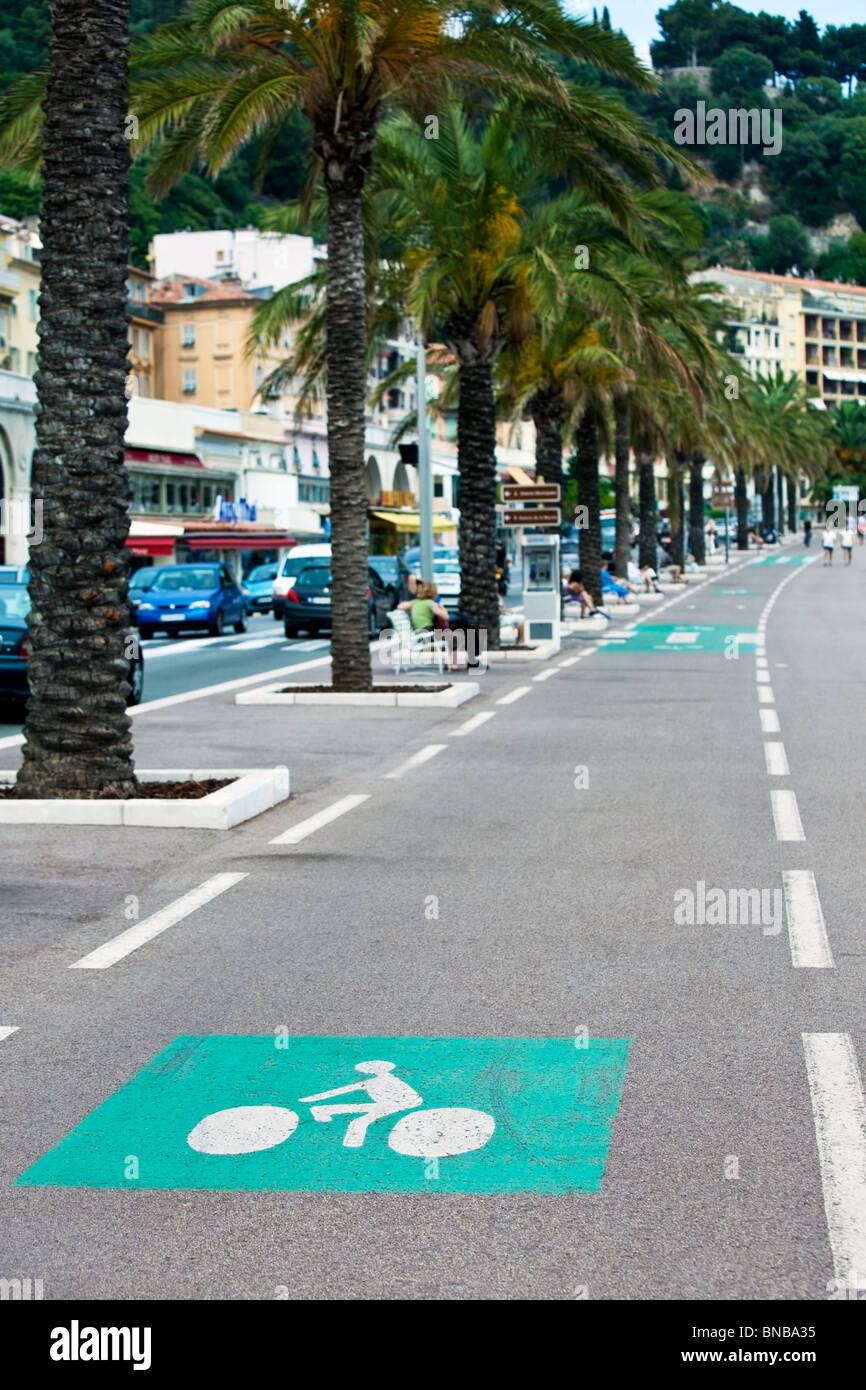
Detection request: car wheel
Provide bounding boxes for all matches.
[127,658,144,706]
[138,626,154,641]
[209,610,225,637]
[273,602,284,620]
[234,616,247,634]
[284,623,298,638]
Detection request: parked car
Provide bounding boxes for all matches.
[273,544,331,619]
[368,553,412,606]
[283,562,393,638]
[135,563,246,638]
[401,545,461,609]
[0,574,143,704]
[241,562,279,616]
[128,565,159,622]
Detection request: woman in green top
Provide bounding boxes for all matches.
[399,580,450,631]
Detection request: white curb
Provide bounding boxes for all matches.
[483,640,559,661]
[235,682,479,708]
[0,767,290,830]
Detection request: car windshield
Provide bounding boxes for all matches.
[295,567,331,589]
[0,585,31,620]
[246,565,277,584]
[151,567,218,592]
[130,568,157,590]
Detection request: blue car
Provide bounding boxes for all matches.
[128,565,160,623]
[0,568,143,704]
[135,563,246,639]
[241,562,279,616]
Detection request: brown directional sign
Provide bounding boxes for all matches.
[502,484,561,502]
[712,490,735,508]
[503,508,561,527]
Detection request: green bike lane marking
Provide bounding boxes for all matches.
[17,1034,630,1194]
[597,624,758,654]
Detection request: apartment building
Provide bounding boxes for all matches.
[127,265,163,399]
[692,266,866,407]
[0,215,41,379]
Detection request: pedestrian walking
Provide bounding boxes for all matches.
[803,519,812,548]
[822,523,836,565]
[841,523,855,565]
[858,515,866,546]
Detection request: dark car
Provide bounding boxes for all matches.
[135,563,246,639]
[128,565,159,623]
[283,563,393,638]
[241,562,279,616]
[0,575,143,705]
[368,553,412,606]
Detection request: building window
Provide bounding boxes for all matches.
[9,347,20,371]
[181,324,196,348]
[130,474,162,513]
[26,351,36,375]
[270,452,283,470]
[183,369,196,394]
[28,288,38,321]
[292,445,301,472]
[138,376,152,398]
[135,328,151,359]
[298,479,331,504]
[216,250,225,262]
[433,475,444,498]
[312,449,321,471]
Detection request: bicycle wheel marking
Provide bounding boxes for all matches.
[17,1035,630,1194]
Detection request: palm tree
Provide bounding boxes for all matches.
[14,0,137,799]
[744,372,832,537]
[130,0,656,689]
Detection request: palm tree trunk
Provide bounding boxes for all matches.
[637,438,657,571]
[689,452,706,565]
[574,406,602,604]
[767,467,778,530]
[776,466,785,533]
[668,455,684,567]
[613,395,631,578]
[735,466,749,548]
[456,356,500,643]
[787,473,797,532]
[16,0,136,798]
[530,394,567,496]
[323,178,372,691]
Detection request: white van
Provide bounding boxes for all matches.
[272,544,331,618]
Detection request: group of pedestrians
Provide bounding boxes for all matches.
[810,517,862,566]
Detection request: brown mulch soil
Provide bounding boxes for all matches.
[278,684,451,694]
[0,778,234,801]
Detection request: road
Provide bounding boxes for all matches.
[2,543,865,1301]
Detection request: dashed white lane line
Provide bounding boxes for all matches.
[451,711,496,737]
[784,871,834,969]
[803,1033,866,1289]
[0,1025,20,1043]
[756,657,769,670]
[558,656,580,668]
[772,788,805,842]
[383,744,447,780]
[760,708,780,734]
[497,686,531,705]
[764,742,790,775]
[757,686,775,704]
[70,872,248,970]
[756,670,771,683]
[269,793,370,846]
[532,668,558,682]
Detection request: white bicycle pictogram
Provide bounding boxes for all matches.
[186,1059,496,1160]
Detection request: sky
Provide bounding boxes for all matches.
[567,3,864,66]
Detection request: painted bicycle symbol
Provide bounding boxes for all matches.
[186,1059,496,1160]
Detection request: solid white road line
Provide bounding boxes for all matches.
[784,871,834,969]
[496,686,531,705]
[130,653,332,715]
[269,793,370,846]
[70,873,248,970]
[764,742,790,775]
[803,1033,866,1289]
[451,711,496,737]
[0,1025,20,1043]
[383,744,447,780]
[772,788,805,841]
[757,686,775,703]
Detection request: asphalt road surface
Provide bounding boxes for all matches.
[2,543,865,1301]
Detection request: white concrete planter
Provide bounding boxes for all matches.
[606,603,641,620]
[483,640,559,661]
[562,615,608,636]
[0,767,289,830]
[632,591,666,604]
[236,682,479,708]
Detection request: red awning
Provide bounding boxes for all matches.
[185,532,297,550]
[126,448,204,469]
[125,535,177,556]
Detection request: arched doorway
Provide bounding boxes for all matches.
[365,455,382,503]
[393,460,414,498]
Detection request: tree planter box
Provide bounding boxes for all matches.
[0,768,289,830]
[483,641,559,661]
[236,682,479,708]
[606,603,641,619]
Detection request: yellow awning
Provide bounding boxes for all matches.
[371,510,422,531]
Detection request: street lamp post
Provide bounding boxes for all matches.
[416,332,435,584]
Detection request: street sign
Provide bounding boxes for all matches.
[712,490,735,508]
[502,484,560,502]
[503,508,561,527]
[17,1034,630,1194]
